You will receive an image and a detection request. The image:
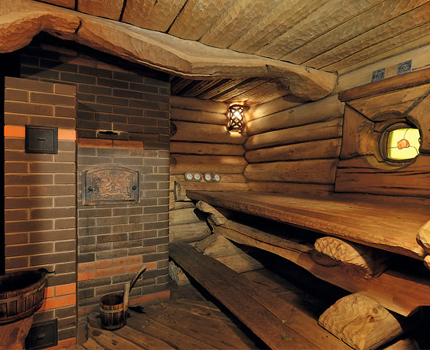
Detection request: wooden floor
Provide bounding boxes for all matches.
[66,277,268,350]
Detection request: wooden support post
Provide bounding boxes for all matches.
[417,220,430,270]
[319,293,403,350]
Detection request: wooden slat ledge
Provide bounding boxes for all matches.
[186,190,429,261]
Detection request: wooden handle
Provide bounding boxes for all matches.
[129,265,147,293]
[123,282,130,318]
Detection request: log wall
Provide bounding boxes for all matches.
[244,95,344,196]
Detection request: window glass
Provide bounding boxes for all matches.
[387,127,420,160]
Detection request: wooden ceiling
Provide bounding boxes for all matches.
[31,0,430,104]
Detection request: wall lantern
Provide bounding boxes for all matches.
[228,104,245,132]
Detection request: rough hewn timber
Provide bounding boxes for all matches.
[0,0,337,101]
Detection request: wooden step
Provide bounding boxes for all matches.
[169,241,350,350]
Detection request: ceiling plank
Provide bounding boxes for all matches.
[168,0,235,40]
[171,77,195,95]
[77,0,124,21]
[285,0,430,65]
[37,0,75,9]
[337,32,430,76]
[0,0,337,101]
[199,0,284,49]
[197,78,247,100]
[122,0,187,33]
[223,80,290,105]
[323,20,430,73]
[212,79,269,103]
[180,79,224,97]
[228,0,328,54]
[309,3,430,70]
[256,0,383,60]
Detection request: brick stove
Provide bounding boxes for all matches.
[3,33,171,347]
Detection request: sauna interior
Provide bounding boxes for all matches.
[2,0,430,349]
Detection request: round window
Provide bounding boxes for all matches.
[380,123,421,162]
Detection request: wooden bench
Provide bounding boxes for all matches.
[185,190,430,317]
[169,241,351,350]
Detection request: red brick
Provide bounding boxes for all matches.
[4,186,29,197]
[4,113,28,126]
[112,140,144,149]
[78,271,95,281]
[56,106,76,118]
[30,162,75,174]
[56,283,76,296]
[5,89,29,102]
[55,174,76,184]
[4,125,25,138]
[5,101,53,116]
[96,266,128,278]
[55,218,76,229]
[55,84,76,96]
[78,138,112,148]
[5,242,54,257]
[5,220,53,233]
[45,287,55,298]
[78,259,112,272]
[58,128,77,141]
[129,293,157,306]
[5,256,29,270]
[5,77,54,93]
[5,232,29,245]
[5,174,53,186]
[39,294,76,311]
[158,290,171,300]
[30,229,75,243]
[5,197,53,209]
[55,196,76,207]
[30,185,75,196]
[4,162,28,173]
[5,209,29,221]
[30,92,76,106]
[112,255,142,266]
[29,116,75,129]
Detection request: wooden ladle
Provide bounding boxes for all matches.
[123,265,147,318]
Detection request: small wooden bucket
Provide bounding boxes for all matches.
[99,292,127,330]
[99,280,131,331]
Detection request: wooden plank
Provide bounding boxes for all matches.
[211,79,268,102]
[185,191,429,260]
[211,218,430,317]
[114,324,175,349]
[323,20,430,72]
[256,0,382,60]
[169,241,341,350]
[335,155,430,198]
[290,0,430,65]
[245,138,342,163]
[244,118,343,150]
[180,80,225,98]
[122,0,187,32]
[127,311,219,350]
[170,142,245,156]
[246,95,344,135]
[170,174,247,187]
[316,4,430,70]
[196,78,248,100]
[339,66,430,102]
[244,159,338,184]
[88,324,142,350]
[223,80,290,105]
[169,207,203,226]
[199,0,279,49]
[140,301,256,350]
[229,0,327,54]
[168,0,234,40]
[171,154,248,175]
[171,121,247,145]
[81,337,106,350]
[77,0,124,20]
[171,77,195,95]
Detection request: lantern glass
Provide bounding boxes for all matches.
[228,105,245,132]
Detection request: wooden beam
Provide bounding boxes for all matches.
[0,0,337,101]
[77,0,125,21]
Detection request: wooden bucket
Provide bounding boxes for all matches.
[99,292,127,330]
[0,269,47,325]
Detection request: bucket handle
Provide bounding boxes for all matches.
[123,282,130,319]
[129,265,147,293]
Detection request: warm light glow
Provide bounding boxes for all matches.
[228,104,245,132]
[387,127,420,160]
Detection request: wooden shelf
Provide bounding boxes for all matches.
[186,191,430,261]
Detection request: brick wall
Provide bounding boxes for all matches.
[17,33,171,336]
[4,77,77,347]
